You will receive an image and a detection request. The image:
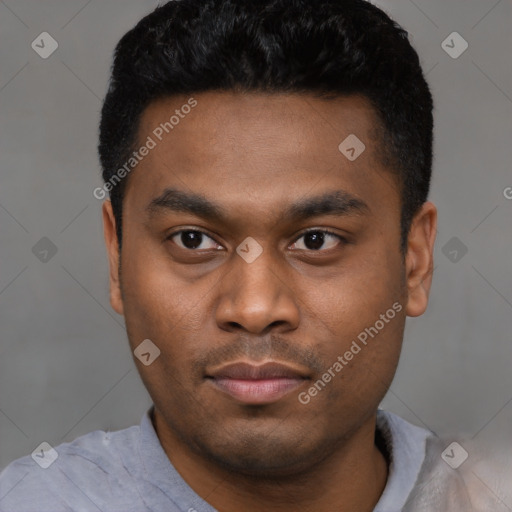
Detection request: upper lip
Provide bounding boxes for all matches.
[207,361,310,380]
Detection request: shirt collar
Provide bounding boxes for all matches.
[137,406,431,512]
[373,409,432,511]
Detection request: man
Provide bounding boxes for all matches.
[1,0,509,511]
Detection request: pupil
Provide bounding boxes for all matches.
[305,231,324,250]
[182,231,202,249]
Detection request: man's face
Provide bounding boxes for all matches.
[103,91,434,475]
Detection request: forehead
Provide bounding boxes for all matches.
[138,91,383,161]
[124,91,398,223]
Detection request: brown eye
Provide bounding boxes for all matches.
[290,229,346,251]
[168,230,221,251]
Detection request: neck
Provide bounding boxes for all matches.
[153,410,389,512]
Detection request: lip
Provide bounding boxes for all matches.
[206,361,309,405]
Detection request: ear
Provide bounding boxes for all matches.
[102,200,124,316]
[405,201,437,317]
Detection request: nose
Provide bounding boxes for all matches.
[214,245,300,335]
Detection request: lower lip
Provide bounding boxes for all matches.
[209,377,306,405]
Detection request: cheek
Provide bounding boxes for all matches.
[120,245,213,365]
[120,260,201,403]
[302,308,404,425]
[303,245,403,330]
[122,239,178,315]
[299,247,405,395]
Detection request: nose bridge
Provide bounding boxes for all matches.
[215,241,299,333]
[233,241,282,306]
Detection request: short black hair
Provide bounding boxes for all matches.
[98,0,434,252]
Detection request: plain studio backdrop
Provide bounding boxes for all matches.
[0,0,511,470]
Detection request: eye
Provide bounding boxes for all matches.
[290,229,346,251]
[167,228,347,253]
[167,229,222,251]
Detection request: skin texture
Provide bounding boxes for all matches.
[102,91,437,512]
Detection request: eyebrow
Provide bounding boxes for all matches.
[145,187,370,224]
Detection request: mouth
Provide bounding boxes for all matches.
[205,361,310,405]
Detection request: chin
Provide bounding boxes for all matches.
[190,426,331,477]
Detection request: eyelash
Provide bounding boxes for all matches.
[166,228,347,251]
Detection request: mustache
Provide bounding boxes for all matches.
[192,334,326,375]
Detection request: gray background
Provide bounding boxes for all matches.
[0,0,511,472]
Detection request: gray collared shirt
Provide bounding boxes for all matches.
[0,407,431,512]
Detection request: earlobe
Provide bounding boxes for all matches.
[404,201,437,317]
[102,201,124,316]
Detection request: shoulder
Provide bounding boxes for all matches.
[0,425,142,512]
[376,412,512,511]
[404,433,512,511]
